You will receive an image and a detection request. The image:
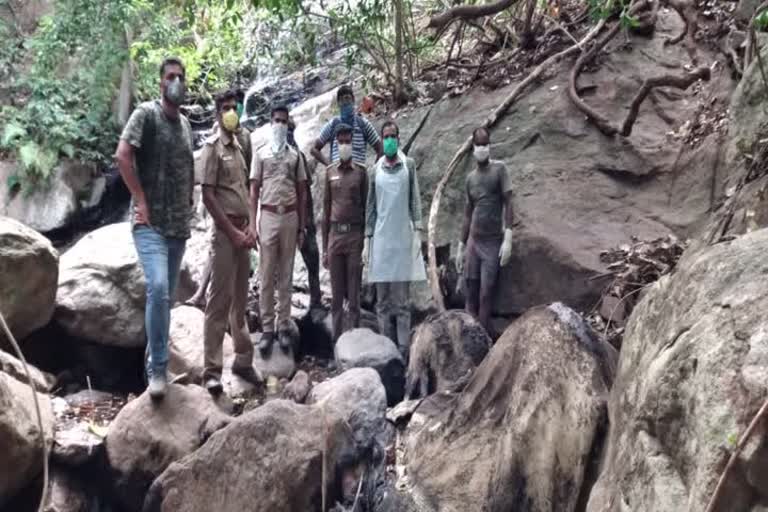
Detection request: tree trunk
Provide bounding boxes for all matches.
[394,0,406,105]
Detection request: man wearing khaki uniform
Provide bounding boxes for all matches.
[250,104,307,354]
[200,90,261,393]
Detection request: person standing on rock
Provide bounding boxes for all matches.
[364,120,426,358]
[289,116,322,308]
[186,88,253,309]
[457,127,514,336]
[115,57,194,400]
[310,84,382,166]
[322,123,368,341]
[199,89,262,394]
[250,104,308,355]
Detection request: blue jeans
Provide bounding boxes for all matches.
[133,226,186,378]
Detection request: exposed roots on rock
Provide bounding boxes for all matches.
[427,18,608,310]
[427,0,523,32]
[621,66,711,136]
[661,0,699,62]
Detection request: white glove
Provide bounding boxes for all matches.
[499,228,513,267]
[456,241,465,274]
[362,237,370,267]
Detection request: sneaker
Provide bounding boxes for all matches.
[205,377,223,395]
[232,366,263,386]
[278,330,293,352]
[258,332,275,354]
[148,374,167,400]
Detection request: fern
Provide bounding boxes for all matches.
[1,123,26,148]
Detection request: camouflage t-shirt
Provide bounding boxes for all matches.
[121,100,194,239]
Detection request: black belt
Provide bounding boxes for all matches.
[331,222,362,234]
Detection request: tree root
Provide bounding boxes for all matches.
[427,19,608,310]
[428,0,523,32]
[621,66,711,136]
[661,0,699,62]
[704,396,768,512]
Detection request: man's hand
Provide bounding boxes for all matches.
[322,253,329,270]
[499,228,513,266]
[456,241,465,274]
[297,229,305,250]
[249,226,260,251]
[362,237,370,267]
[231,229,251,249]
[134,200,151,226]
[244,230,257,249]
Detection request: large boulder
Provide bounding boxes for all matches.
[406,310,491,398]
[394,9,733,315]
[0,371,54,507]
[145,399,358,512]
[335,328,405,406]
[0,159,104,234]
[401,305,615,512]
[55,222,200,348]
[0,216,58,347]
[587,229,768,512]
[167,305,220,382]
[308,368,389,449]
[105,384,231,512]
[42,466,91,512]
[0,349,55,392]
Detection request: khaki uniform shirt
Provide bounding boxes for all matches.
[200,129,250,218]
[250,145,307,206]
[323,162,367,256]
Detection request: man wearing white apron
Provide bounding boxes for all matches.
[364,120,426,358]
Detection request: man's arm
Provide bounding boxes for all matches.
[364,166,377,238]
[310,120,334,167]
[115,141,149,222]
[361,117,383,160]
[295,151,308,234]
[249,149,263,245]
[360,164,368,226]
[322,168,331,258]
[407,158,423,232]
[504,191,514,228]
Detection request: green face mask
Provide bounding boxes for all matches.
[236,102,244,118]
[383,137,398,158]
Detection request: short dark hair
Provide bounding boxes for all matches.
[159,57,185,78]
[235,89,246,103]
[472,126,490,143]
[215,89,238,113]
[381,120,399,137]
[271,103,289,117]
[335,123,353,138]
[337,85,354,101]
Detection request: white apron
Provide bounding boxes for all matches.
[368,155,427,283]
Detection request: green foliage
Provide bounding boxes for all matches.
[587,0,638,27]
[755,10,768,31]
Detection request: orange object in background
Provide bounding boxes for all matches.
[360,96,375,114]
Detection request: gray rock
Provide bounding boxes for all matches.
[145,400,358,512]
[252,331,297,380]
[0,371,54,507]
[402,306,614,512]
[43,466,91,512]
[406,310,491,399]
[283,370,311,403]
[308,368,390,449]
[587,229,768,512]
[0,349,55,392]
[0,216,58,348]
[167,305,232,382]
[0,159,103,234]
[392,9,733,315]
[335,328,405,406]
[55,222,203,348]
[105,384,231,511]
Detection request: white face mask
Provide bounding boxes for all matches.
[338,143,353,162]
[473,144,490,163]
[271,123,288,154]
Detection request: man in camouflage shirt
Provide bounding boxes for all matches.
[115,57,194,400]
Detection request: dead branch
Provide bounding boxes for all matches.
[704,396,768,512]
[567,0,650,137]
[620,66,711,136]
[661,0,699,62]
[427,19,608,310]
[428,0,523,31]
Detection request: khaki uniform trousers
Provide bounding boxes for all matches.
[329,250,363,341]
[259,210,299,333]
[203,225,254,380]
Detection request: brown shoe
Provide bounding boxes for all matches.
[232,366,263,386]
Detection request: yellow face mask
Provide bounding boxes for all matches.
[222,109,239,132]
